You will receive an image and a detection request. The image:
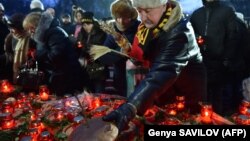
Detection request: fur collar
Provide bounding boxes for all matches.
[33,12,53,43]
[162,0,183,32]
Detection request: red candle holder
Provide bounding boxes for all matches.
[160,117,181,125]
[77,41,83,48]
[234,114,250,125]
[39,85,49,101]
[91,97,101,110]
[2,101,14,114]
[165,104,177,116]
[54,111,64,121]
[239,100,250,116]
[19,92,27,102]
[0,113,15,130]
[0,79,14,94]
[28,128,39,141]
[200,103,213,124]
[175,96,185,111]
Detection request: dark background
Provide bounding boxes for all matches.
[0,0,249,21]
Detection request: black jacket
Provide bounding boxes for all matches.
[128,1,206,115]
[190,1,246,76]
[34,13,84,95]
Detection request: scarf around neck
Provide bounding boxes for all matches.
[136,4,173,51]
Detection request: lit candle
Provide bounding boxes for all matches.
[28,128,39,141]
[144,108,157,123]
[39,85,49,101]
[0,79,14,94]
[0,113,15,130]
[160,117,181,125]
[92,97,101,110]
[239,100,250,115]
[2,101,14,113]
[54,111,64,121]
[176,96,185,111]
[200,103,213,124]
[29,111,37,121]
[77,41,83,48]
[166,104,177,116]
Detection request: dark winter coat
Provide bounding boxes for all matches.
[77,21,108,81]
[34,12,84,96]
[128,1,206,115]
[190,1,247,82]
[0,19,9,55]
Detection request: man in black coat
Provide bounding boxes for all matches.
[103,0,207,132]
[190,0,247,116]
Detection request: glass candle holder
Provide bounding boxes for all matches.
[0,113,15,130]
[175,96,185,111]
[39,85,49,101]
[239,100,250,116]
[165,104,177,116]
[234,114,250,125]
[200,103,213,124]
[0,79,14,94]
[77,41,83,48]
[54,110,64,122]
[2,101,14,114]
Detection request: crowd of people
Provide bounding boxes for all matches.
[1,0,250,133]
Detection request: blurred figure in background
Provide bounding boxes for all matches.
[60,13,75,36]
[23,12,84,96]
[6,13,36,84]
[29,0,44,13]
[190,0,247,116]
[0,3,9,55]
[0,3,10,80]
[103,0,141,97]
[77,11,108,93]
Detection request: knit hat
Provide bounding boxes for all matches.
[7,13,25,30]
[132,0,168,8]
[81,12,94,23]
[30,0,44,11]
[111,0,138,20]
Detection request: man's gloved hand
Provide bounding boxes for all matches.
[102,103,137,132]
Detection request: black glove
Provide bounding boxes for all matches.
[102,103,137,132]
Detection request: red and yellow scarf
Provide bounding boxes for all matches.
[130,4,173,67]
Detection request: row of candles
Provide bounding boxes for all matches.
[0,79,50,101]
[143,95,214,125]
[0,80,121,132]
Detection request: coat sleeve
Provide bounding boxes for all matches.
[128,31,193,115]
